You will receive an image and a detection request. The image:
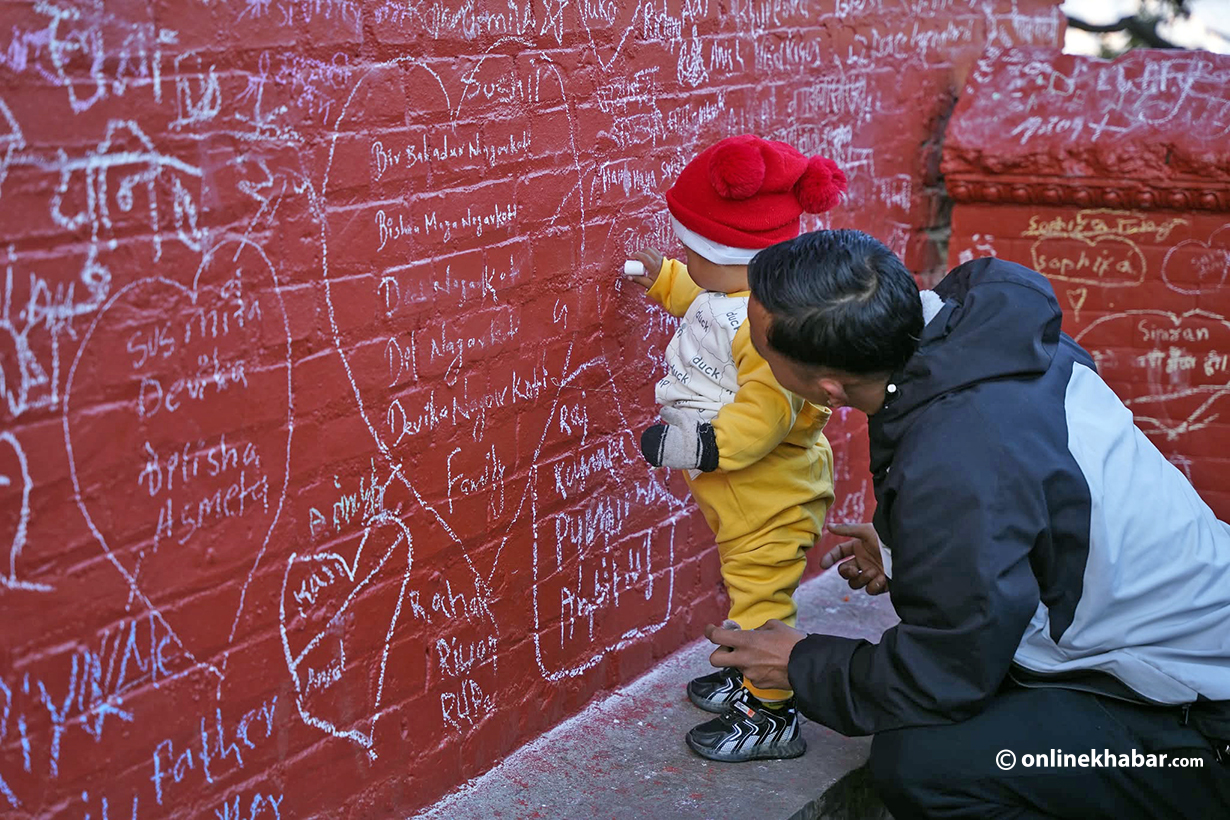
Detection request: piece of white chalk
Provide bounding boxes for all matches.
[623,260,645,277]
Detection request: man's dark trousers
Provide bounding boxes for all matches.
[869,684,1230,818]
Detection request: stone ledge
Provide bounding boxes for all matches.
[414,570,900,820]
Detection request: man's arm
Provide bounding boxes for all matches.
[785,435,1042,736]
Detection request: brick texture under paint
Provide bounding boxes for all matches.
[0,1,1061,816]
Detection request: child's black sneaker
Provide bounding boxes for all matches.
[684,693,806,762]
[686,666,746,713]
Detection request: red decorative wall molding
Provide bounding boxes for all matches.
[947,179,1230,213]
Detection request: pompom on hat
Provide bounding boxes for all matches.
[665,134,847,264]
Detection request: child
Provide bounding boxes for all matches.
[624,134,845,762]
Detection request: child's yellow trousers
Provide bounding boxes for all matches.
[685,427,835,702]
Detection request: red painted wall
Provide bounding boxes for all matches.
[945,47,1230,519]
[0,2,1061,816]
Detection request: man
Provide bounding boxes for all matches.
[702,230,1230,817]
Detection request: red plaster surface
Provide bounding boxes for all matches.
[945,47,1230,518]
[0,2,1061,816]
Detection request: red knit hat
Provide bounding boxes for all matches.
[665,135,847,254]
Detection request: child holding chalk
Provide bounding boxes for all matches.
[623,134,846,761]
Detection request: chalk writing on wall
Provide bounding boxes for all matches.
[0,0,1065,814]
[1074,309,1230,442]
[945,44,1230,522]
[1022,210,1188,288]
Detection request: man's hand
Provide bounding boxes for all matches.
[704,620,806,692]
[626,248,664,290]
[821,522,889,595]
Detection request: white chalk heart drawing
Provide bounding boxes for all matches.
[297,57,499,757]
[0,431,51,592]
[280,513,412,760]
[301,44,683,753]
[1162,224,1230,295]
[1075,308,1230,440]
[63,236,293,678]
[1066,286,1088,325]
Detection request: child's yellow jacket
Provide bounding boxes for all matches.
[647,259,835,545]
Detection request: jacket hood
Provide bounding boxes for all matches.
[873,258,1063,446]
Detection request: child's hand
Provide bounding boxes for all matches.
[626,248,664,290]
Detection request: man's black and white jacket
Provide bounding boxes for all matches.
[788,258,1230,740]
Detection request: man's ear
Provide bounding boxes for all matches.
[817,377,849,408]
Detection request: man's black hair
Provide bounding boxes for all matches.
[748,229,924,375]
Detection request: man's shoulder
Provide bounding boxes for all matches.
[893,387,1048,480]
